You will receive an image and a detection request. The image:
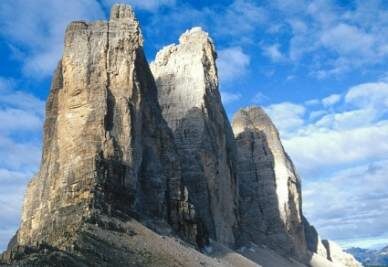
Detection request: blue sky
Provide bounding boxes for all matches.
[0,0,387,252]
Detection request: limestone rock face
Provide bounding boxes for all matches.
[150,27,238,246]
[1,4,363,267]
[232,106,307,260]
[17,4,198,249]
[232,106,362,267]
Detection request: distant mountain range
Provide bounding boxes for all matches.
[347,246,388,266]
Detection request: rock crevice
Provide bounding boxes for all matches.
[1,4,362,267]
[151,27,239,247]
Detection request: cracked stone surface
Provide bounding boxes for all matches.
[16,3,199,250]
[0,4,362,267]
[151,27,239,247]
[232,106,308,261]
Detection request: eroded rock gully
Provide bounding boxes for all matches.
[0,4,361,267]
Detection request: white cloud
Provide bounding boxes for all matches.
[303,160,388,244]
[308,110,326,120]
[221,91,242,105]
[271,0,388,76]
[284,120,388,173]
[262,81,388,245]
[262,82,388,174]
[264,102,305,135]
[217,47,250,82]
[215,0,267,38]
[322,93,341,107]
[345,82,388,110]
[262,44,284,62]
[0,0,104,78]
[320,23,374,56]
[0,79,44,133]
[314,108,377,130]
[0,78,42,251]
[305,99,320,106]
[0,168,33,252]
[0,109,41,133]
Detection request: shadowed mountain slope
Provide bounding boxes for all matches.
[0,4,361,267]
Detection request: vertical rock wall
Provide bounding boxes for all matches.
[151,27,239,246]
[232,107,308,260]
[5,4,362,267]
[17,4,198,248]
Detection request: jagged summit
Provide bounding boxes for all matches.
[151,25,238,246]
[152,26,215,71]
[110,3,136,20]
[0,4,361,267]
[178,27,212,44]
[7,1,200,257]
[232,106,361,267]
[232,106,307,261]
[232,106,274,135]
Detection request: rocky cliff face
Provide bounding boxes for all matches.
[232,106,361,267]
[150,27,238,246]
[16,4,199,250]
[231,107,307,260]
[1,4,362,267]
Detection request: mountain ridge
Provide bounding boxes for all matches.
[1,4,361,267]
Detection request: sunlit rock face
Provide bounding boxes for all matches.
[232,106,308,260]
[151,27,239,246]
[17,4,199,249]
[232,106,362,267]
[1,4,362,267]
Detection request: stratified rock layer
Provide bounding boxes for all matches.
[1,4,362,267]
[17,4,198,249]
[232,106,307,260]
[232,106,361,267]
[150,27,238,246]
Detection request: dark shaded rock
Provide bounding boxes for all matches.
[150,27,239,247]
[11,3,199,254]
[232,106,308,261]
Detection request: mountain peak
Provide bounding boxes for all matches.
[110,4,135,20]
[232,106,274,135]
[1,5,361,267]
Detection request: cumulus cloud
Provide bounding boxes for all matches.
[284,120,388,173]
[0,0,104,78]
[221,91,242,105]
[345,82,388,110]
[0,78,43,251]
[303,160,388,244]
[0,79,44,134]
[320,23,374,57]
[264,102,306,135]
[214,0,267,38]
[217,47,250,82]
[273,82,388,172]
[263,81,388,245]
[0,168,33,252]
[271,0,388,76]
[305,99,320,106]
[262,44,284,62]
[322,94,341,107]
